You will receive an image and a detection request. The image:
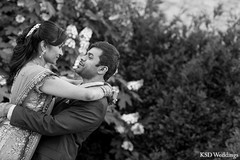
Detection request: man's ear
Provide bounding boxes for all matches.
[98,66,108,75]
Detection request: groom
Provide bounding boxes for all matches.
[1,41,120,160]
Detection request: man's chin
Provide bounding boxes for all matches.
[73,68,83,74]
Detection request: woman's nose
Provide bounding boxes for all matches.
[59,50,63,56]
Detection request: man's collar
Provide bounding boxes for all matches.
[80,82,105,88]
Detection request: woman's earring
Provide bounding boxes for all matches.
[39,50,46,58]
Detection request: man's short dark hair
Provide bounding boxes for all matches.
[89,41,120,81]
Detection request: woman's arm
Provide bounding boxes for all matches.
[59,76,83,85]
[40,76,112,101]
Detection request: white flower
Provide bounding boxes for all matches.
[78,41,90,55]
[57,4,63,10]
[121,140,134,151]
[127,79,144,91]
[115,125,125,134]
[15,15,25,23]
[40,2,47,11]
[73,55,81,69]
[121,113,139,124]
[65,38,76,48]
[75,1,83,10]
[131,123,144,135]
[17,0,24,7]
[109,14,120,21]
[18,30,23,35]
[66,25,78,39]
[131,0,147,16]
[56,0,64,10]
[112,86,119,103]
[9,39,17,47]
[56,0,64,3]
[40,13,51,21]
[79,27,93,41]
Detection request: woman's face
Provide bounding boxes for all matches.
[44,44,63,65]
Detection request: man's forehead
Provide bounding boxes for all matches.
[87,47,103,55]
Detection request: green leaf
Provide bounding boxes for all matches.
[0,42,11,48]
[24,0,37,12]
[104,111,122,126]
[85,10,100,21]
[118,92,132,110]
[5,26,19,35]
[0,48,13,63]
[0,6,16,13]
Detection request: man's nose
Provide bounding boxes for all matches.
[80,55,87,61]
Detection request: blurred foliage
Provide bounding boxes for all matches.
[2,0,240,160]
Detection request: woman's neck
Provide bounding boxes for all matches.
[31,57,46,67]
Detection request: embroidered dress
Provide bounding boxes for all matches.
[0,63,56,160]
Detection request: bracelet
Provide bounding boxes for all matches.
[100,85,113,97]
[100,86,107,96]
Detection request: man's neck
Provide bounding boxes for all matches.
[81,77,105,88]
[82,77,104,84]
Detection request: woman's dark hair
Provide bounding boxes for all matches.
[8,21,67,85]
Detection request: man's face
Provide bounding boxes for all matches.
[74,47,103,79]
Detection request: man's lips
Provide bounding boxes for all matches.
[78,61,85,66]
[75,62,84,69]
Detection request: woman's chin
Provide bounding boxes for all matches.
[53,60,58,65]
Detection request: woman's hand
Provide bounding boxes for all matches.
[100,83,119,104]
[100,83,113,97]
[0,103,14,117]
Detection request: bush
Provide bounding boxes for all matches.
[115,11,240,160]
